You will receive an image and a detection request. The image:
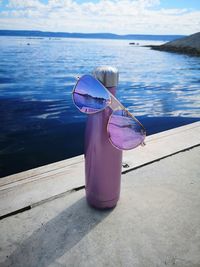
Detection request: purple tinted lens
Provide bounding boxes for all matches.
[108,109,146,150]
[73,75,111,114]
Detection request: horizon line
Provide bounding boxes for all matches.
[0,29,186,37]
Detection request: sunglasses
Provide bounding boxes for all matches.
[72,74,146,150]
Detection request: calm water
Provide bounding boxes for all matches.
[0,36,200,177]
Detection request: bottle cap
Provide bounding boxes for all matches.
[93,66,119,88]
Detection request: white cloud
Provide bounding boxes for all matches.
[0,0,199,34]
[7,0,45,9]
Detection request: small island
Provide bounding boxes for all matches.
[147,32,200,56]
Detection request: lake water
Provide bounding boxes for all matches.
[0,36,200,177]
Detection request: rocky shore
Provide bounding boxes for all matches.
[147,32,200,56]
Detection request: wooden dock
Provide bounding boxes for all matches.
[0,121,200,218]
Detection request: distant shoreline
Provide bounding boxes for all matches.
[145,32,200,56]
[0,30,185,42]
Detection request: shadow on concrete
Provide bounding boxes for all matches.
[2,197,112,267]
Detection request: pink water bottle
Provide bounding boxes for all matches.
[85,66,122,209]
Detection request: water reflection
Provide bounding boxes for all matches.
[73,75,111,114]
[73,92,109,114]
[108,110,145,150]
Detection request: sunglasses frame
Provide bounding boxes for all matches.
[72,74,146,150]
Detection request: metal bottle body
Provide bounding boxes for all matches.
[85,87,122,209]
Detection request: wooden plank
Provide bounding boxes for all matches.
[123,121,200,171]
[0,161,85,217]
[0,122,200,217]
[0,155,84,187]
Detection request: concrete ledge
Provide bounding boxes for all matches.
[0,121,200,217]
[0,146,200,266]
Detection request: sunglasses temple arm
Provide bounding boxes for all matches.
[108,92,124,111]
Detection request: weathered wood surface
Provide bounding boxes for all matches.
[0,122,200,217]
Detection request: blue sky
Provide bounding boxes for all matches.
[77,0,200,9]
[0,0,200,34]
[21,0,200,8]
[1,0,200,10]
[159,0,200,9]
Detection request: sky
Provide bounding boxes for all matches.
[0,0,200,35]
